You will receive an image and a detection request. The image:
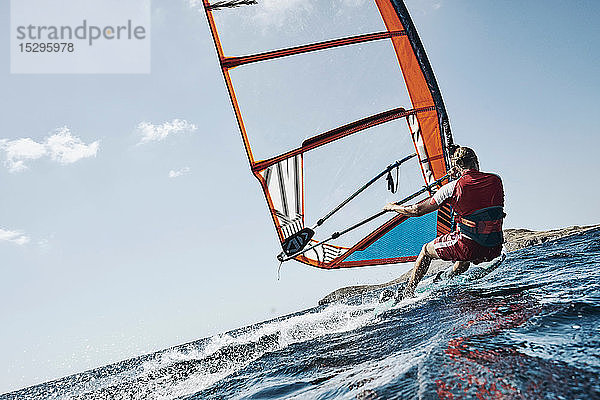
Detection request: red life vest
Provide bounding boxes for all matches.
[449,170,505,247]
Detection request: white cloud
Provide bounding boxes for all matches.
[45,127,100,164]
[0,127,99,173]
[168,167,191,178]
[0,138,46,172]
[136,119,198,144]
[0,228,30,246]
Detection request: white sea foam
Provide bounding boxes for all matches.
[125,301,386,399]
[23,286,439,399]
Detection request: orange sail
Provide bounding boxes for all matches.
[204,0,453,268]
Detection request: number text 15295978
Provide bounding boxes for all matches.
[19,43,74,52]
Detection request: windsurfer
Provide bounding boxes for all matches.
[384,147,505,300]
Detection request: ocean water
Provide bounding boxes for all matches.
[3,228,600,399]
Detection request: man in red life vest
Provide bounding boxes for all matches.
[384,146,505,300]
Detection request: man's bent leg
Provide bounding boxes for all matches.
[401,241,440,300]
[450,261,470,278]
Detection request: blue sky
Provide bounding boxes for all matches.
[1,0,599,393]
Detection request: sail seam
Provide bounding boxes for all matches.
[221,31,406,69]
[252,105,435,172]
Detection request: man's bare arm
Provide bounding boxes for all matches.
[383,197,439,217]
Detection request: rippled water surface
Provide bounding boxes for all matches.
[4,228,600,399]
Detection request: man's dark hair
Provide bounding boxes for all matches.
[452,146,478,170]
